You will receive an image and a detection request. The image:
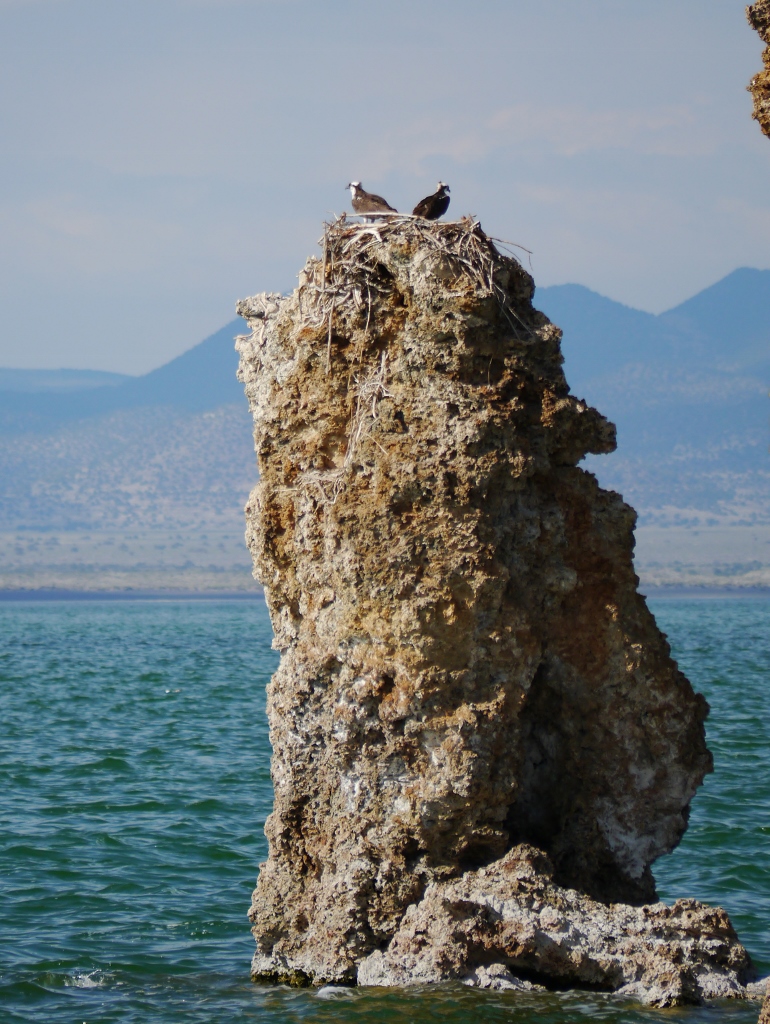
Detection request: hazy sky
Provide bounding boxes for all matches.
[1,0,768,373]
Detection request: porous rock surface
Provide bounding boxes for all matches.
[357,844,752,1008]
[236,216,751,1004]
[761,981,770,1024]
[748,0,770,139]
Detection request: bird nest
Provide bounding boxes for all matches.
[296,214,532,368]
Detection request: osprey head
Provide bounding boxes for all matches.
[347,181,362,191]
[437,181,449,193]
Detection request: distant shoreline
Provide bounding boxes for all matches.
[644,586,770,599]
[1,586,768,602]
[0,588,265,601]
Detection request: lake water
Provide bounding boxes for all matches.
[1,596,768,1023]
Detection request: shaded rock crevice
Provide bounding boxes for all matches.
[236,216,748,1004]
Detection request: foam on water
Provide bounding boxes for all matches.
[0,596,768,1023]
[64,971,108,989]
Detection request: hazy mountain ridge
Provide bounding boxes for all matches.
[0,320,244,435]
[545,268,770,379]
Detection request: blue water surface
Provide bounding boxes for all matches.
[0,596,768,1023]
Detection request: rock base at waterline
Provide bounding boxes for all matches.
[356,844,755,1008]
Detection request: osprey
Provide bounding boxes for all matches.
[412,182,450,220]
[347,181,397,215]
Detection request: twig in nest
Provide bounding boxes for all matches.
[364,284,373,341]
[343,350,392,473]
[321,232,327,296]
[326,295,335,372]
[489,235,534,273]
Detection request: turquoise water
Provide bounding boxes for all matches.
[0,596,768,1023]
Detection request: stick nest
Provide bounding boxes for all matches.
[297,214,532,355]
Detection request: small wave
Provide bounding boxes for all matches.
[315,985,355,1000]
[86,756,132,771]
[64,970,108,989]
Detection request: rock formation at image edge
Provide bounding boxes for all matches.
[748,0,770,138]
[236,216,758,1006]
[747,10,770,1024]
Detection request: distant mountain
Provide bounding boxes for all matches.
[535,284,662,383]
[0,320,244,435]
[535,269,770,526]
[659,267,770,372]
[539,268,770,383]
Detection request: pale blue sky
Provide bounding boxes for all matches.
[1,0,768,372]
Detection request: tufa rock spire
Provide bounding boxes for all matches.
[236,216,755,1004]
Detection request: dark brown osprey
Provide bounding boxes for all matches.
[347,181,397,215]
[412,181,450,220]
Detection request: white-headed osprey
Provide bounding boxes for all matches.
[347,181,397,215]
[412,182,450,220]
